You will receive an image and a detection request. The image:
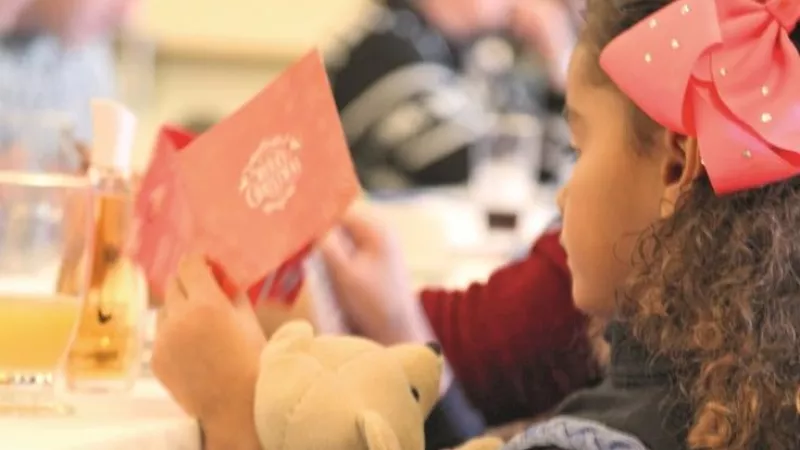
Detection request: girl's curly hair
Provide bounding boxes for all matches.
[581,0,800,448]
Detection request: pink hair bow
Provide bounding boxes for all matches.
[599,0,800,194]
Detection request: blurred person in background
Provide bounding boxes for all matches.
[0,0,132,168]
[510,0,580,183]
[326,0,579,190]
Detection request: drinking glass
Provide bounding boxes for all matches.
[0,110,83,174]
[0,111,92,415]
[0,170,93,415]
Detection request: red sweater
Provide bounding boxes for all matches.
[420,229,601,425]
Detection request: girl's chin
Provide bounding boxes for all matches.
[571,283,615,318]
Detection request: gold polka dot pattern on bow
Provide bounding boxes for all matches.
[761,112,773,123]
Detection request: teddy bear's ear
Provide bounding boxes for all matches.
[357,411,403,450]
[266,320,314,353]
[386,344,441,416]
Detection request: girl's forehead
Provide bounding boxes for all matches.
[565,46,598,103]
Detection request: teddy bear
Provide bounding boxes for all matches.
[151,256,503,450]
[252,320,504,450]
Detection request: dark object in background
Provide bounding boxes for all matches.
[486,211,518,230]
[539,89,573,184]
[180,115,219,135]
[424,380,487,450]
[326,0,541,191]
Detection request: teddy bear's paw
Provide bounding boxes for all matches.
[454,436,504,450]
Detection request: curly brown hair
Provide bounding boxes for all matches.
[580,0,800,448]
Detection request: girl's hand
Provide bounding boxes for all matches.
[151,255,264,449]
[319,205,436,345]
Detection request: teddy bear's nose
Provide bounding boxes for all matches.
[426,342,442,356]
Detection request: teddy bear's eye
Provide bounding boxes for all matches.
[410,386,420,402]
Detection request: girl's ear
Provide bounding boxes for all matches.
[659,132,702,217]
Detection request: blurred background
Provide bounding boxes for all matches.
[1,0,581,289]
[0,2,586,444]
[117,0,577,177]
[119,0,377,170]
[114,0,580,287]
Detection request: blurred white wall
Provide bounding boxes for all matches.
[128,0,370,60]
[121,0,370,171]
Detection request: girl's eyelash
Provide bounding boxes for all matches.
[567,145,580,159]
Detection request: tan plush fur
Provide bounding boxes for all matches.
[253,321,440,450]
[252,321,506,450]
[454,436,505,450]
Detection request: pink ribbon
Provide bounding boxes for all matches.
[599,0,800,194]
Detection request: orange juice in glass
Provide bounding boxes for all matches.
[0,170,93,415]
[0,295,80,371]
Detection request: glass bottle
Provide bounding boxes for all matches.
[64,99,146,392]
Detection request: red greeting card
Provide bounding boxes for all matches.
[176,50,360,292]
[135,126,193,211]
[244,244,311,305]
[128,126,197,298]
[131,51,360,306]
[129,170,195,298]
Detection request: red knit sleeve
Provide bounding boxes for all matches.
[420,230,601,425]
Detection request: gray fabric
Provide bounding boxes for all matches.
[551,322,689,450]
[501,416,650,450]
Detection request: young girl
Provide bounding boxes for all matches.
[152,0,800,448]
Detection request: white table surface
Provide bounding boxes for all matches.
[369,185,560,289]
[0,186,558,450]
[0,378,200,450]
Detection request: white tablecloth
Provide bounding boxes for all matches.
[370,185,559,289]
[0,378,199,450]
